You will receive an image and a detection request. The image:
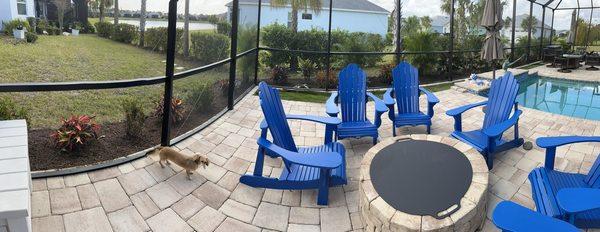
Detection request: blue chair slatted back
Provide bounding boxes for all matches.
[338,64,367,123]
[482,72,519,130]
[392,61,420,114]
[258,82,298,152]
[585,156,600,188]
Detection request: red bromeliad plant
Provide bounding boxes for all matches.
[51,115,101,152]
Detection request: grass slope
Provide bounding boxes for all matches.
[0,35,223,127]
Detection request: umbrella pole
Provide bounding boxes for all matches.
[492,60,496,80]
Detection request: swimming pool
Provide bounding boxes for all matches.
[513,76,600,120]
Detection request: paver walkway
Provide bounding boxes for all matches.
[29,88,600,232]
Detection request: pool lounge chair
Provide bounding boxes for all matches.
[529,136,600,228]
[384,61,439,135]
[240,82,347,205]
[446,72,524,169]
[326,64,387,144]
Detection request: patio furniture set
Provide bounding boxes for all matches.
[544,45,600,72]
[235,61,600,232]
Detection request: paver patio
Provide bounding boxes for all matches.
[29,87,600,232]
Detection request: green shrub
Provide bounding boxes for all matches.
[25,32,38,43]
[111,23,138,44]
[261,23,294,68]
[190,32,230,65]
[2,19,31,35]
[35,19,48,34]
[95,22,113,38]
[333,32,385,68]
[143,27,183,53]
[81,21,95,34]
[0,97,28,121]
[315,68,337,89]
[153,96,185,124]
[375,63,394,85]
[185,82,214,110]
[217,21,231,35]
[26,17,36,32]
[121,98,146,138]
[299,58,315,82]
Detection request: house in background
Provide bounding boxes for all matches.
[501,14,553,39]
[226,0,390,36]
[0,0,36,30]
[431,15,450,34]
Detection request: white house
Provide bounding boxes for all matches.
[501,14,553,39]
[226,0,390,36]
[0,0,36,30]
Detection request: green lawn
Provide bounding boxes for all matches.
[0,35,225,128]
[276,82,454,103]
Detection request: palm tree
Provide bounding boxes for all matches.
[139,0,147,46]
[93,0,113,23]
[113,0,119,24]
[271,0,323,70]
[521,15,538,35]
[183,0,190,57]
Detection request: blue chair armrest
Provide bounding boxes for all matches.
[326,92,339,117]
[483,110,522,138]
[492,201,579,232]
[383,88,395,106]
[366,92,388,114]
[419,87,440,104]
[557,188,600,214]
[257,138,342,169]
[260,119,268,130]
[537,136,600,149]
[446,101,488,116]
[286,115,342,126]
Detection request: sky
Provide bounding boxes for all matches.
[117,0,599,30]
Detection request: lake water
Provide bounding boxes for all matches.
[118,19,216,31]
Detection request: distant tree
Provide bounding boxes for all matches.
[113,0,119,24]
[521,15,538,35]
[52,0,69,31]
[139,0,146,46]
[183,0,190,57]
[207,15,219,25]
[421,16,432,31]
[402,16,421,36]
[92,0,113,23]
[504,17,512,30]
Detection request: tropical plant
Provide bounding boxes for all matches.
[121,98,146,138]
[153,96,185,124]
[90,0,113,23]
[95,22,113,37]
[315,68,336,89]
[298,58,315,83]
[270,66,289,85]
[376,63,394,85]
[521,15,538,36]
[51,115,101,152]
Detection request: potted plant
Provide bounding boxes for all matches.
[71,22,81,36]
[13,24,25,40]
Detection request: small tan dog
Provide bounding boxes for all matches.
[155,147,209,180]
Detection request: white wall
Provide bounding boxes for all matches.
[234,4,389,36]
[0,0,36,30]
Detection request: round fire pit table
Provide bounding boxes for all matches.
[360,135,489,232]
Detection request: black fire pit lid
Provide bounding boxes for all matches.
[370,139,473,219]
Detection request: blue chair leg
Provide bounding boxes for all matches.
[392,125,397,137]
[427,125,431,134]
[486,151,494,169]
[317,169,330,205]
[373,135,378,145]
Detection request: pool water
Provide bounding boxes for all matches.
[514,76,600,121]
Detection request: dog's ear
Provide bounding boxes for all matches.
[193,155,203,164]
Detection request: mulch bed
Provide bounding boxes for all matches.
[27,90,238,171]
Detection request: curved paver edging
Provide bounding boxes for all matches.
[359,135,489,232]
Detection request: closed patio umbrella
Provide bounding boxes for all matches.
[480,0,504,79]
[567,10,577,45]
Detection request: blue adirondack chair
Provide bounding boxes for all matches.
[446,72,524,169]
[383,61,439,136]
[326,64,388,144]
[492,201,579,232]
[239,82,347,205]
[529,136,600,228]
